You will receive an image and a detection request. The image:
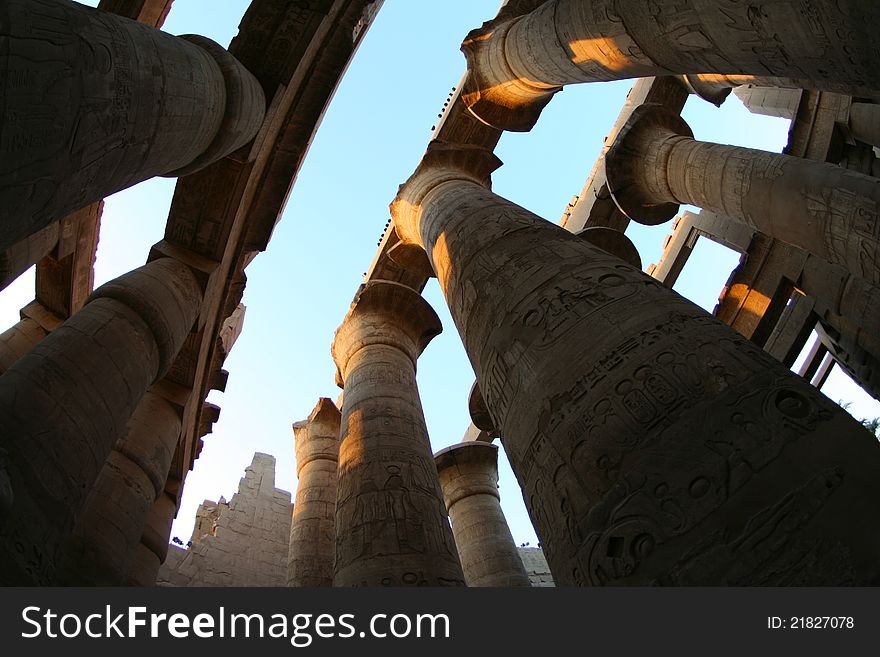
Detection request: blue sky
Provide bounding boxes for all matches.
[3,0,877,548]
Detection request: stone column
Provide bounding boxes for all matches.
[461,0,880,130]
[435,442,530,587]
[0,302,62,375]
[331,280,465,587]
[127,489,178,586]
[0,0,266,251]
[56,390,182,585]
[287,397,341,587]
[604,104,880,286]
[0,257,201,584]
[391,141,880,586]
[850,103,880,149]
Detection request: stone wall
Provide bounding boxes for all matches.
[517,547,555,587]
[157,453,292,587]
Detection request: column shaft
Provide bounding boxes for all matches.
[332,281,465,587]
[127,490,178,586]
[391,145,880,585]
[0,0,265,251]
[0,258,201,584]
[287,398,341,587]
[462,0,880,130]
[436,443,530,587]
[605,105,880,286]
[57,391,182,585]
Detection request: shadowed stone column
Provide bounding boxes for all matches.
[850,103,880,149]
[57,390,182,585]
[461,0,880,130]
[127,489,178,586]
[604,104,880,286]
[287,398,341,587]
[331,280,465,587]
[391,141,880,586]
[0,257,201,584]
[0,0,266,251]
[435,442,530,587]
[0,301,62,375]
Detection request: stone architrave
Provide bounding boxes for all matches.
[460,0,880,130]
[57,391,182,585]
[391,141,880,586]
[0,257,202,584]
[287,398,342,587]
[0,0,266,251]
[435,442,530,587]
[331,280,465,587]
[604,104,880,286]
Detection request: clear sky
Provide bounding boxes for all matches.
[2,0,877,548]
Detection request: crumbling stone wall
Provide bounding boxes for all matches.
[517,548,555,587]
[157,453,292,587]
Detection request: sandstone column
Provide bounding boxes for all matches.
[331,280,465,587]
[127,489,178,586]
[391,141,880,586]
[287,398,342,587]
[0,257,201,584]
[0,0,266,251]
[461,0,880,130]
[56,390,182,585]
[435,442,530,587]
[604,104,880,286]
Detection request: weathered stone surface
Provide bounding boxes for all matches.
[461,0,880,130]
[331,280,465,587]
[392,143,880,585]
[57,391,182,585]
[605,104,880,286]
[517,547,555,587]
[287,398,341,587]
[0,0,265,251]
[0,258,200,584]
[129,490,178,586]
[157,454,292,587]
[435,442,530,587]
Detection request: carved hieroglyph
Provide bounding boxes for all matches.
[435,442,530,587]
[287,398,341,587]
[331,280,465,586]
[0,0,265,250]
[461,0,880,130]
[0,258,201,584]
[392,142,880,585]
[605,104,880,287]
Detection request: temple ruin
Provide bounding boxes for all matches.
[1,0,879,586]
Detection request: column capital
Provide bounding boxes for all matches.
[575,227,642,269]
[434,442,500,510]
[292,398,341,476]
[460,15,559,132]
[391,141,501,249]
[331,280,442,382]
[605,103,693,225]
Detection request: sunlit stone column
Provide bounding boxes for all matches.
[57,391,182,585]
[331,280,465,587]
[0,257,201,584]
[0,0,265,251]
[604,104,880,286]
[127,489,178,586]
[391,141,880,586]
[287,397,341,587]
[461,0,880,130]
[435,442,530,587]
